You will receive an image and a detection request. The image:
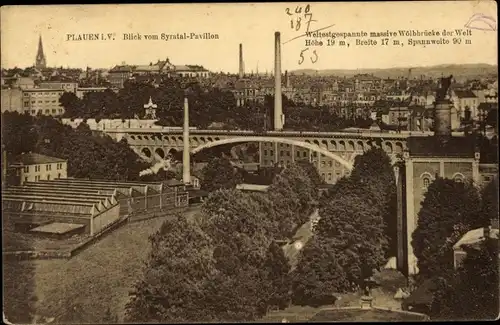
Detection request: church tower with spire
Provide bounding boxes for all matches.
[35,35,47,69]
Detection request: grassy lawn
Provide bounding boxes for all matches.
[3,207,200,324]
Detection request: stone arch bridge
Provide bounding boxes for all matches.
[104,129,417,178]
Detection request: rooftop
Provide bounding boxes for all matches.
[453,227,499,250]
[407,136,477,158]
[453,89,477,98]
[11,153,66,166]
[30,222,85,235]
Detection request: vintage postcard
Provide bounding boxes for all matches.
[1,1,498,324]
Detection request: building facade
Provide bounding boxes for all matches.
[22,89,65,116]
[7,153,68,186]
[399,98,481,276]
[452,89,480,120]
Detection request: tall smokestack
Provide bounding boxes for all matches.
[239,43,244,79]
[274,32,284,131]
[183,97,191,184]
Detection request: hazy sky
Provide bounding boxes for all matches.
[1,1,497,72]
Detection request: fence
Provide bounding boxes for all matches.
[119,191,189,219]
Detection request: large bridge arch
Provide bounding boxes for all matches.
[190,136,354,171]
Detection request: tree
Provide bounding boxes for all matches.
[480,177,499,224]
[296,160,324,187]
[411,177,482,279]
[200,157,243,192]
[317,186,388,283]
[125,214,215,323]
[263,241,291,310]
[291,237,346,307]
[349,147,397,257]
[268,163,318,238]
[198,189,282,321]
[200,188,274,260]
[1,112,37,155]
[59,92,83,117]
[431,238,499,320]
[202,265,270,322]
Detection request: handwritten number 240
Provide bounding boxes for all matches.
[299,48,318,65]
[285,5,311,16]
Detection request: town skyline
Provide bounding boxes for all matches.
[1,2,497,72]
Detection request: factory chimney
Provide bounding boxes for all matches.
[239,43,244,79]
[182,97,191,184]
[274,32,284,130]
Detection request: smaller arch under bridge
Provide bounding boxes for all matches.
[190,136,354,170]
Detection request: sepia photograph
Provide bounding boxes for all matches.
[1,1,498,323]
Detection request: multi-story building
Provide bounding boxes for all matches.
[108,65,135,89]
[108,58,211,89]
[6,153,68,186]
[22,88,65,116]
[451,89,479,120]
[259,142,353,184]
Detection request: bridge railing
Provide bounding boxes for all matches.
[100,126,465,138]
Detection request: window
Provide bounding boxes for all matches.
[24,177,28,182]
[329,161,333,167]
[52,109,56,114]
[264,150,268,156]
[422,177,431,189]
[270,150,274,156]
[321,161,326,167]
[280,150,283,156]
[286,151,290,157]
[46,164,51,171]
[296,151,301,157]
[303,152,307,158]
[35,165,40,172]
[322,173,326,180]
[23,101,30,107]
[47,175,51,180]
[45,110,49,114]
[23,166,29,173]
[58,173,61,179]
[328,173,332,181]
[453,173,465,183]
